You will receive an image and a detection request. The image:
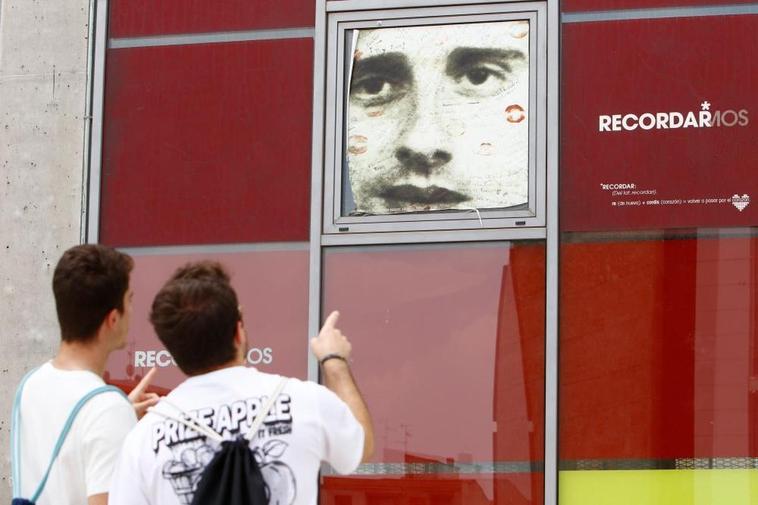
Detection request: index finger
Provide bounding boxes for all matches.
[322,310,340,330]
[131,367,157,396]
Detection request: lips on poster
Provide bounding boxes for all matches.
[342,20,531,216]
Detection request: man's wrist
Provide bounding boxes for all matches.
[319,353,349,367]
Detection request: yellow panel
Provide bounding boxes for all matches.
[559,469,758,505]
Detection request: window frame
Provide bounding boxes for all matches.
[320,1,550,239]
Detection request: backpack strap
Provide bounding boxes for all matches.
[148,400,224,444]
[11,367,40,498]
[244,378,287,441]
[12,372,127,502]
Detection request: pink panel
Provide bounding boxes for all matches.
[109,0,315,38]
[561,16,757,232]
[100,39,313,247]
[322,242,545,504]
[104,249,309,394]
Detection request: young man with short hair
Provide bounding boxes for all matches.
[12,244,159,505]
[109,261,374,505]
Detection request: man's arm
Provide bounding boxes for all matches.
[310,311,375,462]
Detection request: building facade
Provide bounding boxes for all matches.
[1,0,755,504]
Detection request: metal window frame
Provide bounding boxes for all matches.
[85,0,109,244]
[310,0,559,504]
[320,1,549,239]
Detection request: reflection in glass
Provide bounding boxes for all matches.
[322,242,545,504]
[559,229,757,504]
[104,249,310,393]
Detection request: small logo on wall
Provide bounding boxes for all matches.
[598,100,749,132]
[731,194,750,212]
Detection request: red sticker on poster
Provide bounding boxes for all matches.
[561,16,757,232]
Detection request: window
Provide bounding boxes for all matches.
[320,2,549,237]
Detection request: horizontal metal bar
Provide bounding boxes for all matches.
[326,0,527,12]
[118,242,310,256]
[109,27,315,49]
[561,457,758,471]
[562,3,758,23]
[322,460,544,476]
[322,227,547,246]
[561,226,757,244]
[324,239,526,255]
[323,457,758,476]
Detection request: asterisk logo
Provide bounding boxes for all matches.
[701,101,711,111]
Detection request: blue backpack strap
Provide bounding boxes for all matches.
[13,379,127,502]
[11,367,40,498]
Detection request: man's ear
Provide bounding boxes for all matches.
[106,308,120,328]
[93,308,118,342]
[234,320,246,348]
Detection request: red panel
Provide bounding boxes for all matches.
[561,16,757,232]
[100,39,313,246]
[559,235,758,460]
[104,249,309,393]
[322,242,545,504]
[321,473,543,505]
[563,0,755,12]
[109,0,315,38]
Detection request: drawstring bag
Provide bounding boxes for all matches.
[11,368,128,505]
[149,378,287,505]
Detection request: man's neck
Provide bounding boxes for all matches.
[52,339,110,377]
[190,357,246,377]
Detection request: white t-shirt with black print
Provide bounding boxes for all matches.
[109,366,364,505]
[16,362,137,505]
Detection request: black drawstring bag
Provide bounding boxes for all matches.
[190,437,268,505]
[150,378,287,505]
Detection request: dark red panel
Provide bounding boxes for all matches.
[559,234,758,460]
[321,473,543,505]
[109,0,315,38]
[563,0,755,12]
[561,16,757,232]
[101,39,313,246]
[104,249,309,393]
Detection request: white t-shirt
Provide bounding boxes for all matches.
[109,366,363,505]
[15,361,137,504]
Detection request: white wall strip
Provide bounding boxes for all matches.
[563,3,758,23]
[119,242,310,256]
[109,27,315,49]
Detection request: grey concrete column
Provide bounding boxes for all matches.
[0,0,91,498]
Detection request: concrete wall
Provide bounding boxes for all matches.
[0,0,90,498]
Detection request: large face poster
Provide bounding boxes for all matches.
[342,20,531,216]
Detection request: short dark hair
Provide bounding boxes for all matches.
[53,244,134,343]
[150,261,240,375]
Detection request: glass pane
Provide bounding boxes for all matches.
[322,242,545,505]
[100,39,313,247]
[341,20,531,217]
[109,0,315,38]
[558,229,757,505]
[104,248,309,394]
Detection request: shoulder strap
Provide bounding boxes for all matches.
[244,378,287,441]
[11,367,40,498]
[12,378,127,502]
[148,400,225,444]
